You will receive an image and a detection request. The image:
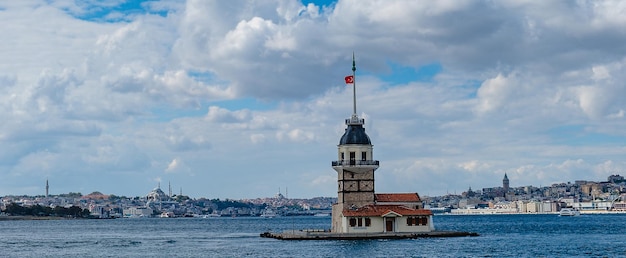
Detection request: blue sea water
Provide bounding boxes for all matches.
[1,214,625,257]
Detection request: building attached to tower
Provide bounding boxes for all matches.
[330,56,433,234]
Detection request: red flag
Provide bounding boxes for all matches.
[344,75,354,84]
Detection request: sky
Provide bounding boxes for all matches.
[2,0,626,199]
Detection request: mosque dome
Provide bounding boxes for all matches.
[146,186,168,202]
[339,124,371,145]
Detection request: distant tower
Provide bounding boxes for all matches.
[503,173,510,193]
[331,54,379,232]
[465,186,475,198]
[45,179,49,198]
[169,181,172,197]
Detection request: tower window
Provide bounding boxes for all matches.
[349,152,355,165]
[361,152,366,161]
[341,152,344,160]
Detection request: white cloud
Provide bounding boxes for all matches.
[165,158,180,173]
[475,73,517,114]
[459,160,491,172]
[2,1,626,198]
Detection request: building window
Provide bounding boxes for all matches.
[407,217,416,226]
[407,216,428,226]
[361,152,367,161]
[341,152,344,160]
[349,217,371,228]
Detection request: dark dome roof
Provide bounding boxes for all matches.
[339,124,371,145]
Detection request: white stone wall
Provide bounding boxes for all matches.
[341,216,384,233]
[331,204,343,232]
[337,145,374,161]
[339,215,434,233]
[395,216,433,233]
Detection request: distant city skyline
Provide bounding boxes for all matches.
[3,1,626,199]
[14,173,621,200]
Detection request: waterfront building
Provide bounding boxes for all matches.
[330,55,433,233]
[123,206,153,218]
[516,200,527,213]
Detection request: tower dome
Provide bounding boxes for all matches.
[339,123,371,145]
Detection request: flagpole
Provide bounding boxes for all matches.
[352,52,357,118]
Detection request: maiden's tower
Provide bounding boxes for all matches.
[261,55,477,239]
[330,55,434,234]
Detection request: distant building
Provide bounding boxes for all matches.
[503,173,510,193]
[146,184,177,212]
[608,174,624,183]
[146,184,169,203]
[124,207,153,217]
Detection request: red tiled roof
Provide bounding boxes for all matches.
[342,204,432,217]
[375,193,421,202]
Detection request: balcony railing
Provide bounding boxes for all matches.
[331,160,380,167]
[346,118,365,125]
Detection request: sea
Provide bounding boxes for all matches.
[1,214,624,257]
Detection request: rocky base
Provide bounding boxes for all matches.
[260,230,479,240]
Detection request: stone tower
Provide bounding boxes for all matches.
[331,54,379,232]
[503,173,510,193]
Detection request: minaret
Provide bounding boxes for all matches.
[331,54,379,232]
[45,179,49,198]
[503,173,510,193]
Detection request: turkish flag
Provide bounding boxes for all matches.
[344,75,354,84]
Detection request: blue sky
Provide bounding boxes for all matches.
[1,0,626,199]
[69,0,168,22]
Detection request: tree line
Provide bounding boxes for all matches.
[2,203,91,218]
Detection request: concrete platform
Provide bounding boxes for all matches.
[260,230,479,240]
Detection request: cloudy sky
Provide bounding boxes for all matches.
[2,0,626,199]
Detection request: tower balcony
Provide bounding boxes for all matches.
[332,160,380,167]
